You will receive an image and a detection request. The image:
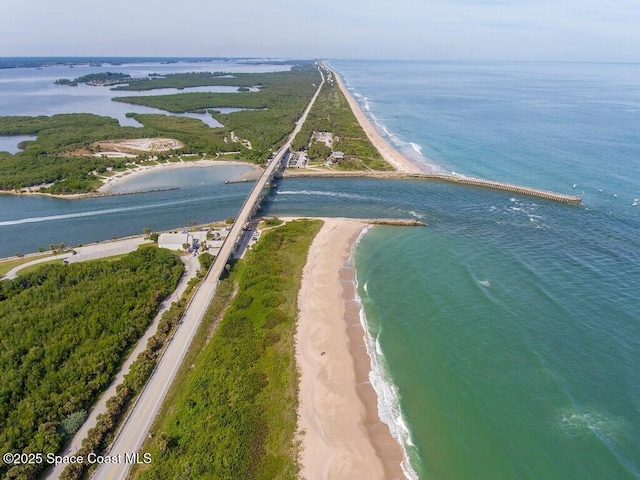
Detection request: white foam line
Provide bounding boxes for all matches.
[349,229,421,480]
[276,189,374,201]
[0,194,231,227]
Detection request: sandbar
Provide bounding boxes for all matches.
[297,217,406,479]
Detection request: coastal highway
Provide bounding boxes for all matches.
[44,252,200,480]
[91,65,325,480]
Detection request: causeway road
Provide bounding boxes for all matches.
[92,65,325,480]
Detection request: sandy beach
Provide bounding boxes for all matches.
[0,159,261,199]
[297,218,406,480]
[331,67,424,175]
[97,159,261,193]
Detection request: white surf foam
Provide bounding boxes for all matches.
[556,406,626,447]
[349,230,420,479]
[0,195,219,227]
[406,210,425,220]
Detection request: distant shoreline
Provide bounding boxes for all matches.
[328,63,428,174]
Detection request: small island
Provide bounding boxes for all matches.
[55,71,132,87]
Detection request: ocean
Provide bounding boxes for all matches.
[327,60,640,479]
[1,59,640,479]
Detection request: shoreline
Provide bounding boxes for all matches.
[96,159,262,193]
[0,159,262,200]
[296,218,407,479]
[329,64,427,175]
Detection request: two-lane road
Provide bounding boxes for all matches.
[92,65,324,480]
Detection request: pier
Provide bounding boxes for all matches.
[282,171,582,205]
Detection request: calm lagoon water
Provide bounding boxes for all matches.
[1,59,640,479]
[0,135,36,154]
[0,165,254,256]
[0,59,288,127]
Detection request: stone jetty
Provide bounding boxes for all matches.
[282,171,582,205]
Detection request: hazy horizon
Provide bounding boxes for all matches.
[1,0,638,63]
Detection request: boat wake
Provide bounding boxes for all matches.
[277,189,375,201]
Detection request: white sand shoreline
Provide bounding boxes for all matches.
[329,63,438,175]
[297,218,406,479]
[0,160,261,200]
[97,159,262,193]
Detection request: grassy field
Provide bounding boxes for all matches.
[14,258,65,275]
[0,253,52,277]
[130,219,322,480]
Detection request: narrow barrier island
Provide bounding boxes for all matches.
[130,219,322,480]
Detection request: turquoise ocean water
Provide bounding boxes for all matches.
[1,59,639,478]
[325,60,640,479]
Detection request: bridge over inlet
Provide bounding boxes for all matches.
[91,67,325,480]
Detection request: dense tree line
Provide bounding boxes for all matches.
[0,114,144,192]
[55,72,131,86]
[0,248,183,479]
[116,65,321,161]
[132,220,322,480]
[0,65,321,192]
[112,66,312,91]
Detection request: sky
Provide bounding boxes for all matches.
[1,0,638,62]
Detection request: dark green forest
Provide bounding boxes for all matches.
[0,114,145,193]
[0,248,183,479]
[114,64,320,159]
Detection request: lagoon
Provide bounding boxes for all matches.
[0,59,288,127]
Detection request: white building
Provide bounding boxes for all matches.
[158,231,208,251]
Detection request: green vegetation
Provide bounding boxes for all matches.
[55,72,131,86]
[0,253,51,277]
[0,248,183,480]
[262,216,284,227]
[0,64,320,192]
[0,114,143,192]
[292,73,392,170]
[62,294,194,480]
[132,219,322,480]
[114,71,272,91]
[114,65,320,162]
[14,258,65,275]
